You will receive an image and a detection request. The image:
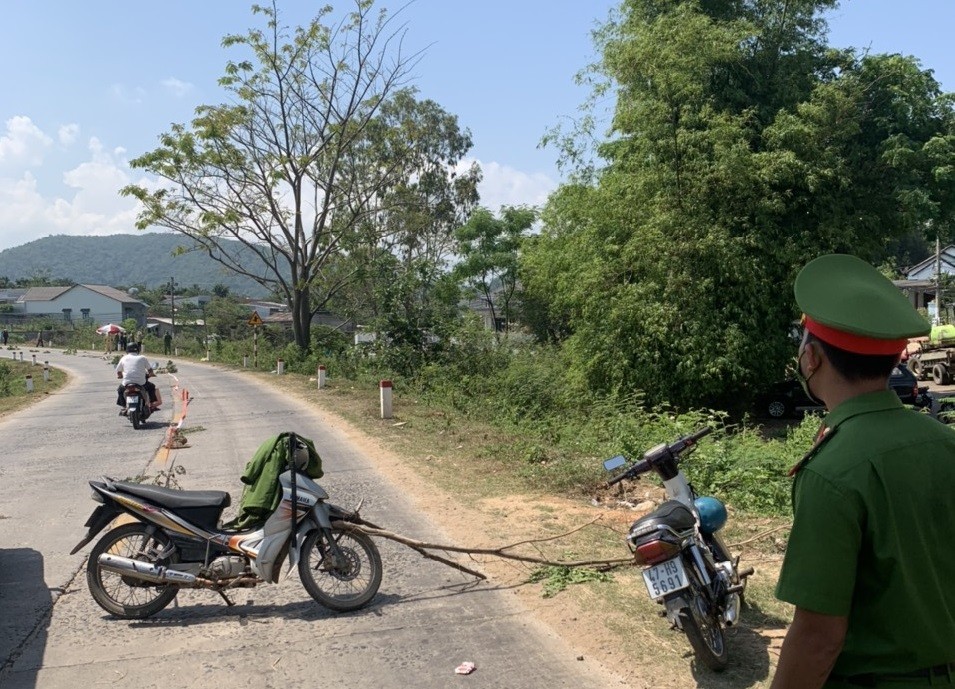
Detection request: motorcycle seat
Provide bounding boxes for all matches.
[630,499,696,533]
[114,481,231,510]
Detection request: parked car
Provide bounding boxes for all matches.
[756,365,923,419]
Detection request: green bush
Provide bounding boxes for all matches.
[0,361,11,396]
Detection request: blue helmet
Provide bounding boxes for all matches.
[694,496,727,534]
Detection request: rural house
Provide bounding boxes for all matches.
[16,285,148,326]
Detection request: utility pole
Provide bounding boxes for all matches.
[169,277,176,341]
[936,236,942,325]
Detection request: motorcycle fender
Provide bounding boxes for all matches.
[663,593,691,627]
[69,503,121,555]
[290,516,321,571]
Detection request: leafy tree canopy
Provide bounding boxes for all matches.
[526,0,955,410]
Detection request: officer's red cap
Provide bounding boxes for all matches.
[795,254,930,355]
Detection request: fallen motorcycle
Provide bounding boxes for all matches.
[71,434,382,619]
[603,427,753,671]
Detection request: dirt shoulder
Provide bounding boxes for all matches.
[238,369,792,689]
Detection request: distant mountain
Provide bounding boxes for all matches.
[0,234,273,297]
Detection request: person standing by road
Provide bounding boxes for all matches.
[163,331,172,355]
[771,254,955,689]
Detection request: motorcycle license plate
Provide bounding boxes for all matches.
[642,556,689,599]
[127,395,139,404]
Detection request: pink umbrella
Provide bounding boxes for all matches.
[96,323,126,335]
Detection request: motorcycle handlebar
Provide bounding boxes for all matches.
[607,459,650,486]
[605,427,712,487]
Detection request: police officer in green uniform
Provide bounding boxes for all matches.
[771,254,955,689]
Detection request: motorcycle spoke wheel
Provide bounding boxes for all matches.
[679,595,728,672]
[86,523,179,619]
[299,527,382,612]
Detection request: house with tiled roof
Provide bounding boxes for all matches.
[17,285,147,326]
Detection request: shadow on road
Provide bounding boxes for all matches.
[0,548,51,688]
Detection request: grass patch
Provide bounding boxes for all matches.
[0,355,68,415]
[527,565,613,597]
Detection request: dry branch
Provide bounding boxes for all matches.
[332,518,634,581]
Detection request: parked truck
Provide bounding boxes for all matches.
[907,324,955,385]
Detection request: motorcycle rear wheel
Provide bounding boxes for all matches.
[679,594,728,671]
[299,526,382,612]
[87,523,179,619]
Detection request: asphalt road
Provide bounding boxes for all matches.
[0,349,624,689]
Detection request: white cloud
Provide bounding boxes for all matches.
[109,83,147,106]
[463,158,557,213]
[58,124,80,147]
[0,116,53,168]
[0,131,144,250]
[161,77,194,98]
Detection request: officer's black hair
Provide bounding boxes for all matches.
[805,333,899,382]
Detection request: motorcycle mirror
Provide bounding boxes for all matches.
[603,455,627,472]
[291,441,309,471]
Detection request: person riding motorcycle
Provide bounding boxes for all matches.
[115,342,161,414]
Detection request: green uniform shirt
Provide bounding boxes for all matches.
[776,391,955,677]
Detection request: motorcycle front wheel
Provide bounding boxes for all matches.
[679,592,728,671]
[299,526,382,612]
[86,522,179,619]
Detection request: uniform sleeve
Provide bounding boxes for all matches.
[775,469,863,616]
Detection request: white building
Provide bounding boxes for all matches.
[17,285,148,325]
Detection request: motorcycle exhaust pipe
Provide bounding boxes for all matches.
[98,554,198,586]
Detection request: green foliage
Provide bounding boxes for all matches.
[527,565,613,598]
[0,361,11,396]
[453,205,536,339]
[525,0,955,411]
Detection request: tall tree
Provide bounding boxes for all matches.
[123,1,475,352]
[526,0,955,410]
[453,206,536,339]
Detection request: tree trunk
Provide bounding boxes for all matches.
[291,288,311,353]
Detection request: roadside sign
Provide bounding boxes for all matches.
[248,311,263,327]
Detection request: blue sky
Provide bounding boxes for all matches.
[0,0,953,253]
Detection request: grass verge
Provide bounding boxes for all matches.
[0,352,69,416]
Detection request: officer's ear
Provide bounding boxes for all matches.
[802,337,825,373]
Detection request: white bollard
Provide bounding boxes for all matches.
[379,379,393,419]
[317,365,326,389]
[25,375,34,393]
[18,352,23,361]
[276,358,285,375]
[243,355,248,368]
[43,364,50,382]
[31,354,36,366]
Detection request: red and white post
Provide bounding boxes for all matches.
[317,365,326,390]
[276,358,285,375]
[379,380,393,419]
[25,375,33,393]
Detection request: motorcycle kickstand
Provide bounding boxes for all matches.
[217,590,236,607]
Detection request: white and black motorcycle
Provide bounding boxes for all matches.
[604,427,753,671]
[71,435,382,619]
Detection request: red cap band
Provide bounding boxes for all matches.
[804,315,908,355]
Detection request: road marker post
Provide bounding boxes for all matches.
[380,380,393,419]
[25,375,33,393]
[317,365,326,389]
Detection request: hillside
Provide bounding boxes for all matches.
[0,234,272,297]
